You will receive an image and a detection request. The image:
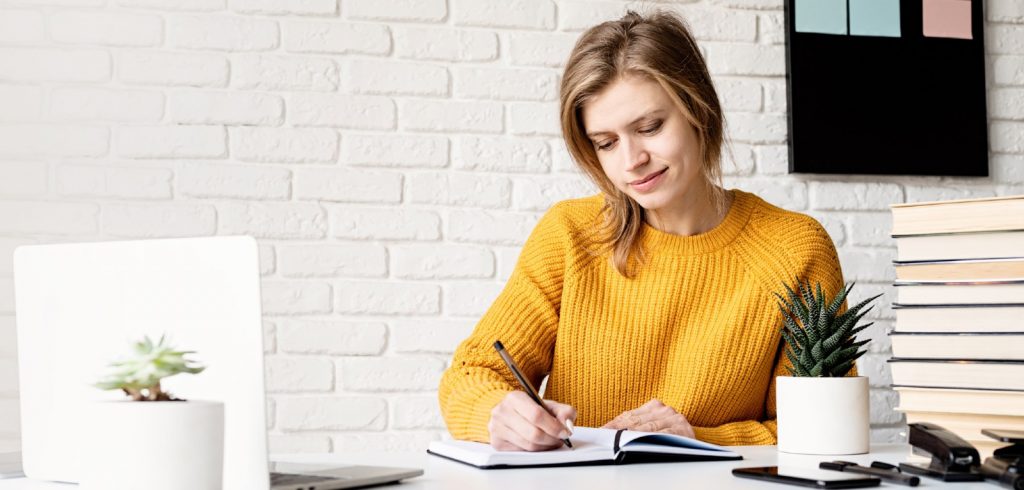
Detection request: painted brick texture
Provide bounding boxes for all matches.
[2,0,1018,454]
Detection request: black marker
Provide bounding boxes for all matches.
[820,461,920,487]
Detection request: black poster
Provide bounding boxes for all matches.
[784,0,988,176]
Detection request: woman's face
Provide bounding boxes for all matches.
[581,75,704,217]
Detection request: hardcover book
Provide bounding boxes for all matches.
[894,230,1024,262]
[894,257,1024,282]
[891,195,1024,236]
[892,304,1024,333]
[890,332,1024,360]
[894,280,1024,305]
[893,387,1024,416]
[889,359,1024,391]
[426,427,741,469]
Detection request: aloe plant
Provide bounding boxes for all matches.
[95,335,205,401]
[775,281,880,377]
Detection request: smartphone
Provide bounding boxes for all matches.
[733,466,881,489]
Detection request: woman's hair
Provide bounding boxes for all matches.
[559,9,726,278]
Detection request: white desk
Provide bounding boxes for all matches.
[0,445,1002,489]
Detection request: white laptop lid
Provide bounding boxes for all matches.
[14,236,270,490]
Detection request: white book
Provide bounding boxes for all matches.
[894,386,1024,416]
[890,195,1024,236]
[893,304,1024,332]
[427,427,741,469]
[894,230,1024,262]
[895,280,1024,305]
[890,332,1024,360]
[889,359,1024,391]
[893,257,1024,282]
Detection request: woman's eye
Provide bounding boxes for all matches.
[596,140,615,151]
[639,121,662,134]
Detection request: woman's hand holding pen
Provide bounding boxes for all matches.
[602,399,695,438]
[488,391,577,452]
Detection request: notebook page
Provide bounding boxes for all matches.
[617,430,740,457]
[428,429,613,467]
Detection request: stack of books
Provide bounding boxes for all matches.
[889,195,1024,458]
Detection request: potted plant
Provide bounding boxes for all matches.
[774,281,880,455]
[79,335,224,490]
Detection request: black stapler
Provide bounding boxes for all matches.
[979,429,1024,490]
[898,422,984,482]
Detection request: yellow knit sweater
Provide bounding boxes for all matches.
[438,189,846,446]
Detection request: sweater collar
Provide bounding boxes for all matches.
[638,189,755,256]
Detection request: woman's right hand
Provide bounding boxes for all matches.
[488,391,577,451]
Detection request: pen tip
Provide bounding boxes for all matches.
[493,340,504,350]
[564,439,572,448]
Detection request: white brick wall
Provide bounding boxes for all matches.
[3,0,1021,454]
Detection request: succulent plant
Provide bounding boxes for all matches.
[775,281,880,378]
[95,335,205,401]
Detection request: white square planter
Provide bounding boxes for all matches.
[776,376,869,455]
[79,400,224,490]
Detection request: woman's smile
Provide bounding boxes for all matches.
[630,167,668,193]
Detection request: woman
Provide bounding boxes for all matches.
[437,9,845,451]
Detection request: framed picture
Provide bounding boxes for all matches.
[784,0,988,176]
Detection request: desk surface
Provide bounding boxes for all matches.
[0,444,1000,489]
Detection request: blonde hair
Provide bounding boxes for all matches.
[559,9,726,278]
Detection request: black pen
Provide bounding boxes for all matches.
[820,461,920,486]
[493,340,573,449]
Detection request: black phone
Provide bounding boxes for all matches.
[733,466,881,489]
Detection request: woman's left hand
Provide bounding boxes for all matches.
[601,399,695,438]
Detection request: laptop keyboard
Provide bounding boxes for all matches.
[270,472,337,486]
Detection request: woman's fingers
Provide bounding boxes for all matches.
[611,400,661,427]
[657,421,696,438]
[490,418,552,451]
[508,393,571,440]
[639,399,666,410]
[602,399,694,436]
[508,407,562,447]
[488,391,576,451]
[490,411,560,451]
[601,419,620,429]
[634,415,675,433]
[544,400,577,433]
[490,434,520,452]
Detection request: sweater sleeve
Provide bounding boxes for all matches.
[438,204,573,443]
[693,216,849,446]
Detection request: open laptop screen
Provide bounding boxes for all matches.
[14,236,270,489]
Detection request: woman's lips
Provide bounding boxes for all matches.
[630,168,667,192]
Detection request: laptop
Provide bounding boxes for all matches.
[13,236,422,489]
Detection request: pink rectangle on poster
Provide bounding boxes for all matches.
[923,0,972,40]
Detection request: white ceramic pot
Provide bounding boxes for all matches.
[79,400,224,490]
[776,376,869,455]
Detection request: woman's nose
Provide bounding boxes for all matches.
[622,138,649,171]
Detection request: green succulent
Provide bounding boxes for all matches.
[775,281,880,378]
[95,335,205,401]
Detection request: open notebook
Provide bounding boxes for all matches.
[427,427,742,469]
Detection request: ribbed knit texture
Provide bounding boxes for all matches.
[438,189,847,446]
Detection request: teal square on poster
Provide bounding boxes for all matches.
[850,0,902,37]
[795,0,848,35]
